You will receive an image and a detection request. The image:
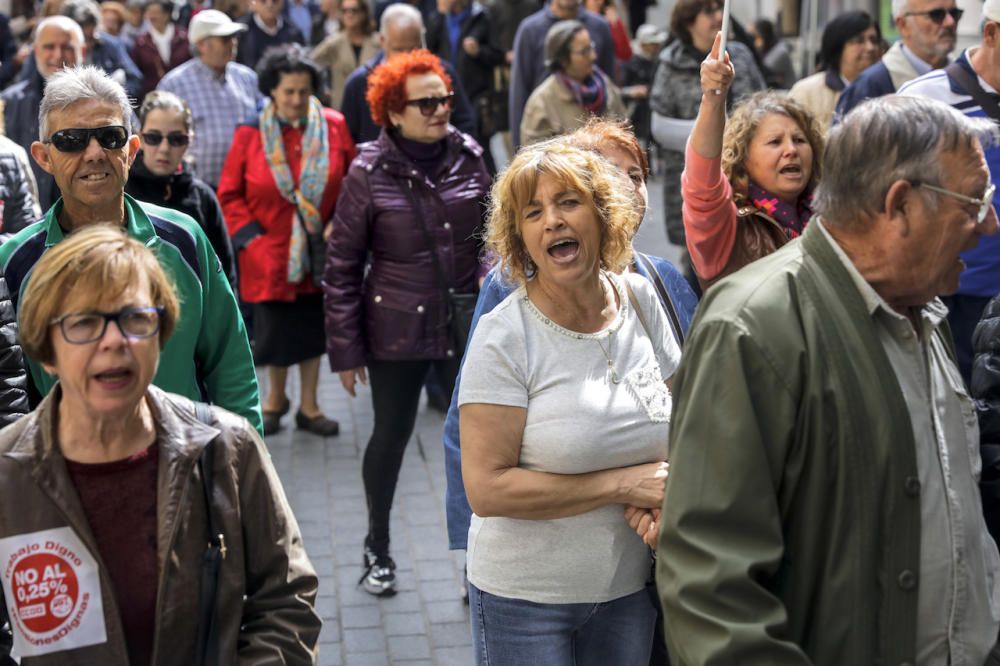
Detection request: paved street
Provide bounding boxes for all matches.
[261,173,680,666]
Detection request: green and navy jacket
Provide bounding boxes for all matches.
[0,195,262,433]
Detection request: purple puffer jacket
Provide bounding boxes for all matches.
[323,127,491,370]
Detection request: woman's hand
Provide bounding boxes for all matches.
[701,31,735,100]
[338,367,367,397]
[625,506,661,547]
[615,461,669,509]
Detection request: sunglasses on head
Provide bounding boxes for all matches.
[904,7,963,24]
[404,93,455,117]
[46,125,129,153]
[141,131,190,147]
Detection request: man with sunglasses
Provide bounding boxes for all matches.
[659,94,1000,666]
[0,65,262,434]
[835,0,961,121]
[2,16,87,212]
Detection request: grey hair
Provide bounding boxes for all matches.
[380,3,424,35]
[545,19,586,72]
[814,95,998,226]
[34,15,85,45]
[891,0,910,20]
[61,0,102,27]
[39,65,133,140]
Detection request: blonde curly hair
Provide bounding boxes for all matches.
[485,140,639,287]
[722,91,824,203]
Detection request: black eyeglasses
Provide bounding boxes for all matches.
[51,307,165,345]
[141,131,190,147]
[904,7,963,24]
[45,125,129,153]
[404,93,455,117]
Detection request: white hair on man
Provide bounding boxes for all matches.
[38,65,133,141]
[380,2,424,36]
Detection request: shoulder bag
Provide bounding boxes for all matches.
[635,252,685,347]
[400,178,477,355]
[945,61,1000,123]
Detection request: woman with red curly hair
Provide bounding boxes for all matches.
[323,49,491,596]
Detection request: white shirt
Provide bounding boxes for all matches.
[149,23,175,65]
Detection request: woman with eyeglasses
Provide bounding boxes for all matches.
[0,225,320,665]
[125,91,236,288]
[219,45,355,437]
[789,10,881,135]
[324,49,491,597]
[520,20,627,146]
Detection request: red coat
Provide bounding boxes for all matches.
[219,107,355,303]
[130,28,192,98]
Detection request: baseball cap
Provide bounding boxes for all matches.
[635,24,667,45]
[188,9,247,46]
[986,0,1000,23]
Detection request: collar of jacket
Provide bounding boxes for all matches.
[659,39,704,70]
[2,384,221,577]
[41,193,160,249]
[354,126,482,177]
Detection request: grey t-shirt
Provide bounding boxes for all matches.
[458,271,680,603]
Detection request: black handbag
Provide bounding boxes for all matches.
[295,211,326,277]
[193,402,224,666]
[400,179,477,355]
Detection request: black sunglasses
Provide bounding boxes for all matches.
[904,7,963,24]
[141,131,190,147]
[404,93,455,117]
[46,125,129,153]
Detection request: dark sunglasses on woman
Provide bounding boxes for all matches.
[45,125,129,153]
[141,131,191,147]
[405,93,456,117]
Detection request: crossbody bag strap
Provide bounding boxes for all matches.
[193,402,224,666]
[945,61,1000,123]
[400,178,454,322]
[635,252,685,346]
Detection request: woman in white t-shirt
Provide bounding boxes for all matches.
[459,141,678,664]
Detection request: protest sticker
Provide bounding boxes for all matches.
[0,527,107,656]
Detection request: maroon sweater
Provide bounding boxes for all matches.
[66,442,159,666]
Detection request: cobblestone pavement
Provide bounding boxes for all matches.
[262,161,680,666]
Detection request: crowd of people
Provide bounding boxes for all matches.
[0,0,999,663]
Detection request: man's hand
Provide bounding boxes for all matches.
[462,37,480,57]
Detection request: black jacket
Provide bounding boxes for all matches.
[971,294,1000,547]
[0,150,37,234]
[426,3,504,102]
[125,155,237,288]
[236,14,306,69]
[0,271,28,428]
[1,70,59,212]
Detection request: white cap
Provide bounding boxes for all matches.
[635,24,667,45]
[188,9,247,46]
[985,0,1000,23]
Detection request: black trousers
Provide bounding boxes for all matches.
[363,357,461,555]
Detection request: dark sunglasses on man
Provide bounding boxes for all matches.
[404,93,456,117]
[44,125,130,153]
[141,131,191,148]
[904,7,963,24]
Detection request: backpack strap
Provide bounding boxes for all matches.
[193,402,223,666]
[945,61,1000,123]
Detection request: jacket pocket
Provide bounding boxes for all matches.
[367,291,430,356]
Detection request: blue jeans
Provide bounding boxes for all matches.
[468,584,657,665]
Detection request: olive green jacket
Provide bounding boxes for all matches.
[658,220,930,664]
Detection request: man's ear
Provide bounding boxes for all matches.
[30,141,55,176]
[884,179,914,235]
[126,133,141,166]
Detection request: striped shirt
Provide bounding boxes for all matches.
[157,58,262,188]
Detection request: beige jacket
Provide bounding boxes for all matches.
[310,31,380,110]
[788,71,841,136]
[519,72,627,146]
[0,386,320,665]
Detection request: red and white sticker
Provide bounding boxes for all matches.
[0,527,106,656]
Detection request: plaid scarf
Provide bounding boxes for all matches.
[556,67,608,115]
[260,96,329,283]
[746,181,813,239]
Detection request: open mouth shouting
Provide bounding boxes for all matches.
[547,237,581,264]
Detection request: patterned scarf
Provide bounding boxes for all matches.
[556,67,608,115]
[746,181,813,239]
[260,95,329,283]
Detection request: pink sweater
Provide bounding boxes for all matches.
[681,141,739,281]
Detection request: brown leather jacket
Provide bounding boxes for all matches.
[699,205,790,291]
[0,386,320,665]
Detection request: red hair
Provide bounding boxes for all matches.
[365,49,453,128]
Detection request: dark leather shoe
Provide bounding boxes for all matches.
[295,410,340,437]
[261,398,290,436]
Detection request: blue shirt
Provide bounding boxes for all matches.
[446,7,471,64]
[157,58,262,188]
